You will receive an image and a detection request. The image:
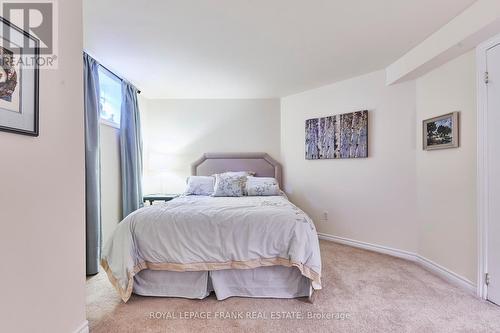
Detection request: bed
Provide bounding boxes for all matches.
[101,153,322,302]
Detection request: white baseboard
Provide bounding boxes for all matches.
[318,232,476,294]
[318,233,416,261]
[415,255,475,293]
[73,320,89,333]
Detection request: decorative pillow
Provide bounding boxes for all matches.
[246,176,280,196]
[184,176,215,196]
[212,174,247,197]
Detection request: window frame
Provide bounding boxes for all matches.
[99,117,120,129]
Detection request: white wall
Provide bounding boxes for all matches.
[416,51,477,283]
[100,124,122,243]
[142,99,281,194]
[281,71,419,253]
[0,1,86,332]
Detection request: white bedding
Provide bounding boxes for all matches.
[101,195,322,302]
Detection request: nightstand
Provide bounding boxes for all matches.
[143,194,179,205]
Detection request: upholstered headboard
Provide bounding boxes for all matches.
[191,153,282,188]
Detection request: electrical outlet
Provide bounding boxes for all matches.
[321,211,328,222]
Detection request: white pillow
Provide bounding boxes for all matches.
[212,173,246,197]
[185,176,215,196]
[246,176,280,196]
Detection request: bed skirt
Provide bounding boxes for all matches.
[133,266,311,300]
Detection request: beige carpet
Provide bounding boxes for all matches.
[87,240,500,332]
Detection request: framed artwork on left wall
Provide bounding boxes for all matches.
[0,17,40,136]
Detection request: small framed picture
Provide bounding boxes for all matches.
[423,112,459,150]
[0,17,40,136]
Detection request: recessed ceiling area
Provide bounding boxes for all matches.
[83,0,476,99]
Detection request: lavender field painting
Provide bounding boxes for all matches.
[305,110,368,160]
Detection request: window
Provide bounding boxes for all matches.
[98,66,122,128]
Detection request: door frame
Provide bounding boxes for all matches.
[476,33,500,300]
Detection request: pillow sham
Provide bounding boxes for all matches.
[212,173,247,197]
[246,176,281,196]
[184,176,215,196]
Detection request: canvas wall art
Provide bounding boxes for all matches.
[422,112,459,150]
[305,110,368,160]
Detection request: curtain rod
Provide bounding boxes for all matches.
[99,63,141,94]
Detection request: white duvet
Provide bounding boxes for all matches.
[101,195,322,302]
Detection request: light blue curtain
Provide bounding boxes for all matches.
[120,81,144,218]
[83,52,101,275]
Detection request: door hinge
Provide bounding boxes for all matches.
[485,71,489,84]
[486,273,491,286]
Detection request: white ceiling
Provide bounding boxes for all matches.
[84,0,476,99]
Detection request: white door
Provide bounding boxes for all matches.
[487,43,500,305]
